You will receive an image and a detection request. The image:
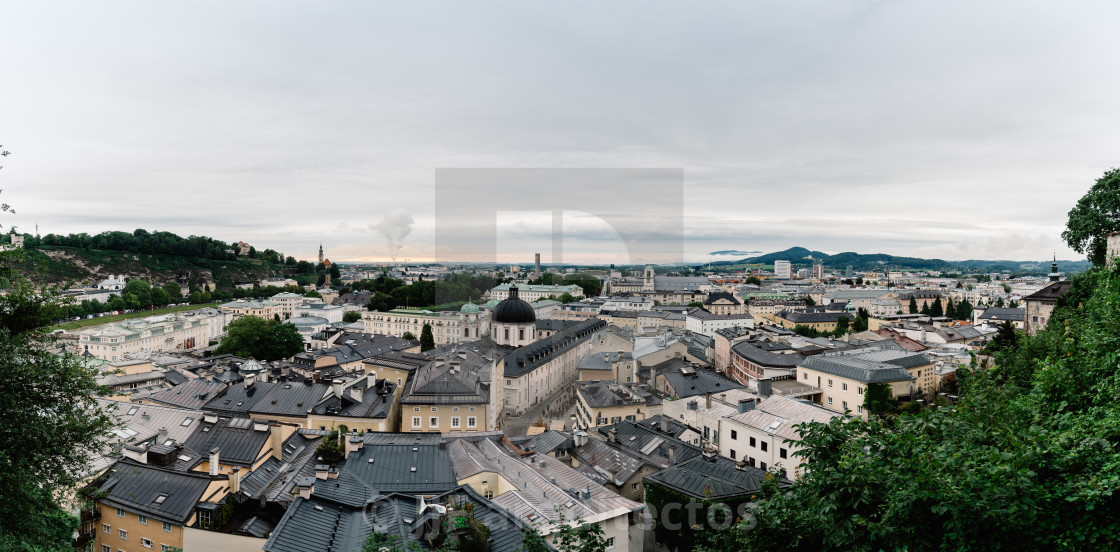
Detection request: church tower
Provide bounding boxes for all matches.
[643,265,655,292]
[319,244,324,264]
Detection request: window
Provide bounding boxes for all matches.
[606,537,616,550]
[138,515,147,525]
[802,372,807,380]
[842,383,847,391]
[103,546,111,552]
[858,387,864,395]
[162,545,173,552]
[199,510,212,527]
[842,401,848,410]
[429,417,438,427]
[140,538,153,548]
[730,449,736,459]
[119,529,127,540]
[162,522,173,533]
[780,447,787,459]
[504,328,509,339]
[749,437,756,447]
[451,417,460,428]
[858,405,864,414]
[103,524,110,534]
[469,407,476,412]
[730,430,737,440]
[760,461,767,470]
[828,397,833,406]
[115,508,125,518]
[761,441,768,452]
[918,370,922,377]
[431,407,438,412]
[413,406,420,412]
[467,417,477,427]
[453,407,459,412]
[412,417,421,428]
[506,379,512,386]
[828,379,833,388]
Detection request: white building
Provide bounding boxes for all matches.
[774,260,791,279]
[78,309,230,361]
[684,308,754,337]
[490,283,585,302]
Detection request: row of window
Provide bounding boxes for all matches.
[824,397,864,414]
[412,406,476,412]
[411,416,477,428]
[102,544,173,552]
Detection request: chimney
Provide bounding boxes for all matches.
[350,385,363,403]
[258,370,269,383]
[293,477,314,499]
[668,444,677,463]
[738,399,757,413]
[332,379,344,398]
[122,444,148,464]
[705,392,712,410]
[314,464,329,480]
[209,448,220,475]
[607,427,618,444]
[270,422,284,460]
[344,435,364,459]
[244,373,255,388]
[659,418,669,433]
[228,467,241,494]
[157,427,168,443]
[759,378,773,398]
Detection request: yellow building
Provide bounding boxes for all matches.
[573,380,662,429]
[795,347,936,419]
[399,348,501,432]
[772,308,853,333]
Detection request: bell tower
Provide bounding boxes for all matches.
[318,244,324,264]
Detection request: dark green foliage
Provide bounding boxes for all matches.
[0,223,116,548]
[1062,167,1120,265]
[402,331,416,340]
[699,266,1120,551]
[214,315,303,360]
[366,291,398,312]
[862,382,895,417]
[930,297,943,317]
[908,296,918,314]
[343,311,362,323]
[420,323,435,352]
[831,316,849,337]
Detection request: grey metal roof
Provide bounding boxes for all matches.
[399,347,493,405]
[576,380,662,409]
[593,417,702,468]
[978,307,1025,322]
[98,460,213,524]
[146,379,229,410]
[731,342,803,368]
[238,430,324,504]
[653,359,745,399]
[180,416,271,468]
[343,435,459,494]
[645,454,786,500]
[777,309,854,324]
[799,353,917,384]
[503,319,606,378]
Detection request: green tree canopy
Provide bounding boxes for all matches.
[420,323,435,351]
[342,310,362,323]
[1062,167,1120,265]
[214,316,303,360]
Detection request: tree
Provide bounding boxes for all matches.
[688,301,704,308]
[366,292,397,312]
[162,282,182,302]
[304,290,322,298]
[0,190,115,551]
[402,331,416,340]
[558,292,576,303]
[361,532,425,552]
[420,323,435,351]
[214,316,272,358]
[1062,167,1120,265]
[831,316,850,337]
[1009,299,1020,309]
[746,275,762,286]
[862,382,895,417]
[316,273,326,286]
[919,302,931,315]
[330,263,341,280]
[257,322,304,360]
[995,297,1005,308]
[930,297,944,317]
[944,297,955,319]
[803,295,816,307]
[908,296,918,314]
[342,311,362,323]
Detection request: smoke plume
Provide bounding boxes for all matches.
[372,209,414,262]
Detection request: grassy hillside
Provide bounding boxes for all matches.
[50,302,222,331]
[25,246,290,287]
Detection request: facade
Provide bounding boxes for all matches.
[400,347,501,432]
[79,310,230,361]
[1023,281,1072,335]
[490,282,585,301]
[501,319,607,415]
[490,286,537,347]
[729,341,803,385]
[796,346,936,418]
[772,308,853,333]
[363,307,486,345]
[720,395,839,479]
[702,291,743,315]
[774,260,792,279]
[220,299,282,320]
[293,302,347,324]
[573,380,662,429]
[685,308,754,336]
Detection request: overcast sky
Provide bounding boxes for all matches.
[2,1,1117,265]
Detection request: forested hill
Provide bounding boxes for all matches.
[15,229,313,287]
[712,246,1089,274]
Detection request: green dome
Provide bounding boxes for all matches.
[460,302,480,314]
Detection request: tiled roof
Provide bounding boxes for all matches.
[99,461,213,524]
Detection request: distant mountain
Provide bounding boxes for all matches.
[710,246,1089,274]
[708,249,763,257]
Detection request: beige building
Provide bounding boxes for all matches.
[400,348,501,432]
[79,310,230,361]
[573,380,662,429]
[1023,281,1071,335]
[363,306,487,345]
[220,299,283,320]
[490,283,585,301]
[796,346,936,418]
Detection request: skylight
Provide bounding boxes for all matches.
[153,494,168,505]
[126,406,139,416]
[180,418,193,427]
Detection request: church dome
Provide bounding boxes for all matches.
[493,286,535,324]
[460,301,480,314]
